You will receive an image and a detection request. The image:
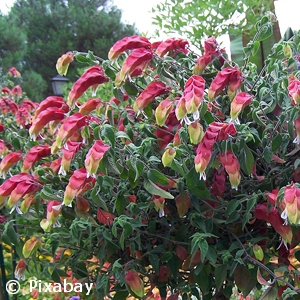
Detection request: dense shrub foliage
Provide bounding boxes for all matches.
[1,13,300,300]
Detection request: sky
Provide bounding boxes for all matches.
[0,0,300,46]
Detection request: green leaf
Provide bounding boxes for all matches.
[239,144,254,175]
[252,41,260,56]
[263,146,272,163]
[113,88,124,101]
[124,81,139,96]
[104,67,116,80]
[186,168,210,199]
[147,169,169,186]
[74,54,89,63]
[143,178,174,199]
[112,291,129,300]
[91,186,108,211]
[215,265,227,290]
[199,239,208,262]
[161,251,173,262]
[40,186,61,201]
[102,124,115,147]
[272,134,282,152]
[115,195,127,215]
[226,200,241,216]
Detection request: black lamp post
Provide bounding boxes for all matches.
[51,74,69,96]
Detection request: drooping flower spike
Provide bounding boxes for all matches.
[194,122,237,180]
[22,145,51,172]
[0,151,23,178]
[281,183,300,225]
[68,65,109,108]
[208,66,242,101]
[64,168,95,206]
[133,81,170,113]
[84,140,110,177]
[155,99,174,126]
[59,141,82,176]
[108,35,151,61]
[288,74,300,105]
[115,48,153,87]
[155,38,189,57]
[293,116,300,144]
[56,51,74,76]
[56,113,88,148]
[29,107,66,140]
[33,96,69,120]
[230,92,253,122]
[40,200,62,232]
[218,151,241,190]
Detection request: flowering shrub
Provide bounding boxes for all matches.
[1,13,300,300]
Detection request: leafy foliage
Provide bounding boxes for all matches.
[1,12,300,300]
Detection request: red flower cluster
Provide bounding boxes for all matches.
[194,122,237,179]
[208,66,242,101]
[193,36,226,75]
[68,66,109,108]
[108,35,151,61]
[0,173,42,211]
[133,81,170,113]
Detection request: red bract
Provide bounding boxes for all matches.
[281,183,300,225]
[78,98,103,115]
[155,99,174,126]
[68,65,109,108]
[85,140,110,177]
[0,98,18,115]
[34,96,69,119]
[1,87,11,95]
[8,67,21,77]
[63,168,88,206]
[194,122,237,179]
[0,140,9,157]
[182,75,205,114]
[59,141,82,176]
[133,81,169,113]
[230,92,252,121]
[108,35,151,61]
[115,48,153,87]
[211,169,226,197]
[288,75,300,105]
[254,203,293,245]
[22,145,51,172]
[154,111,180,150]
[0,124,4,132]
[56,51,74,76]
[156,38,189,57]
[0,151,23,178]
[56,113,88,148]
[193,54,212,75]
[204,37,219,54]
[193,36,225,75]
[1,174,41,209]
[11,85,22,97]
[29,107,66,140]
[218,151,241,190]
[125,270,144,298]
[208,66,242,101]
[40,200,62,231]
[293,116,300,144]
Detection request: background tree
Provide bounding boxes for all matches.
[152,0,281,69]
[0,0,138,101]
